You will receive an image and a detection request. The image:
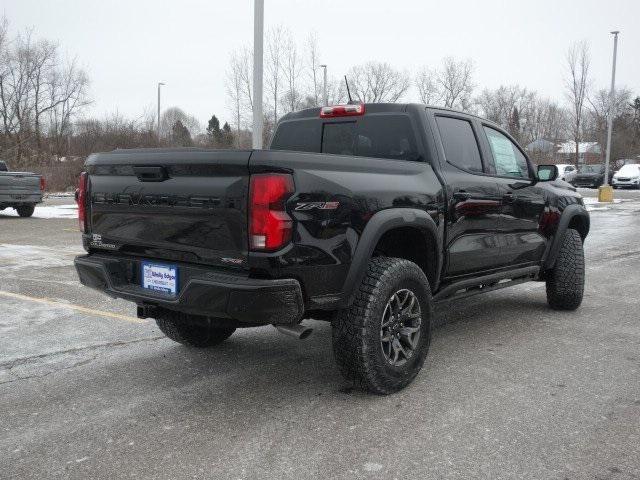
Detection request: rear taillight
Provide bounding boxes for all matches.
[249,173,294,251]
[319,104,365,118]
[77,172,88,232]
[39,176,46,191]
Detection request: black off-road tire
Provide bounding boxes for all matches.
[546,228,585,311]
[332,257,433,395]
[156,312,235,348]
[16,204,35,217]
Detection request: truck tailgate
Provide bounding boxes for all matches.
[86,149,252,270]
[0,172,41,198]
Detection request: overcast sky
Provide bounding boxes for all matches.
[3,0,639,129]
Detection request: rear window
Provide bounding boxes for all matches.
[270,119,321,153]
[271,114,420,161]
[435,116,483,173]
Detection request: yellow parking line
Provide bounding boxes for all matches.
[62,228,79,232]
[0,290,146,324]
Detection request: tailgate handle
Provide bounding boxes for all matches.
[133,166,167,182]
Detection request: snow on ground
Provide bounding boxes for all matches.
[44,192,75,198]
[582,197,622,212]
[0,204,77,219]
[0,244,83,271]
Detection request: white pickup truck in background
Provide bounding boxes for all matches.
[0,160,45,217]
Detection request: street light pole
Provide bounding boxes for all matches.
[157,82,165,141]
[252,0,264,149]
[603,31,619,187]
[319,64,328,106]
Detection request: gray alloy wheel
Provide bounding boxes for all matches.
[380,289,422,366]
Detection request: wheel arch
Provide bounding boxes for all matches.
[339,208,442,307]
[543,204,590,270]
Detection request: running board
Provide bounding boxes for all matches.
[433,266,540,304]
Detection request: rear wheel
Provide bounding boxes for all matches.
[156,312,235,348]
[16,204,35,217]
[332,257,432,395]
[546,228,585,310]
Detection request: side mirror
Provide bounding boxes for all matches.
[537,164,558,182]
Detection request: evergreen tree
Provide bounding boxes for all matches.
[221,122,233,148]
[508,106,521,141]
[171,120,192,146]
[207,115,221,136]
[206,115,224,146]
[631,97,640,133]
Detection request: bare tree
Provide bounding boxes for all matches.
[281,33,303,113]
[226,49,246,145]
[237,46,253,112]
[526,98,568,147]
[160,106,201,139]
[437,57,474,109]
[326,77,347,105]
[586,86,632,158]
[0,19,89,163]
[415,67,440,105]
[347,61,409,103]
[306,32,321,107]
[47,58,90,155]
[265,26,285,124]
[476,85,536,139]
[564,41,591,167]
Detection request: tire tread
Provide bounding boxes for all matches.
[546,228,585,310]
[332,257,432,394]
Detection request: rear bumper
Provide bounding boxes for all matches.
[74,254,304,324]
[0,193,42,205]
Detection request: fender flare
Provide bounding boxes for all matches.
[543,204,590,270]
[339,208,442,307]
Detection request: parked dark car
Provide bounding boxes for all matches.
[74,103,589,394]
[571,164,606,188]
[0,161,45,217]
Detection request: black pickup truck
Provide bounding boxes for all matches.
[74,103,589,394]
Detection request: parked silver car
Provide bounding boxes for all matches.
[555,163,578,183]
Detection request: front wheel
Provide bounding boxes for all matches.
[332,257,433,395]
[156,312,235,348]
[546,228,585,310]
[16,204,35,217]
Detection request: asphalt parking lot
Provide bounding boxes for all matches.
[1,190,639,480]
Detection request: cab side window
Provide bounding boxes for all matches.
[483,126,530,179]
[435,116,484,173]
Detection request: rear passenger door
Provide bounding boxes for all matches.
[433,114,504,278]
[478,125,547,267]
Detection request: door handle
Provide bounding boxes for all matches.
[502,192,514,203]
[453,191,471,201]
[133,165,168,182]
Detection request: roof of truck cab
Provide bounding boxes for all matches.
[279,102,495,124]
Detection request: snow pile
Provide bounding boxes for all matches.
[0,204,77,219]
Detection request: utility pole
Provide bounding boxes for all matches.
[319,64,328,106]
[157,82,165,141]
[603,31,619,187]
[252,0,264,149]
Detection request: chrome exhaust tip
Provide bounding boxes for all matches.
[274,323,313,340]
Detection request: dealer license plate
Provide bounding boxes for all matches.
[141,262,178,295]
